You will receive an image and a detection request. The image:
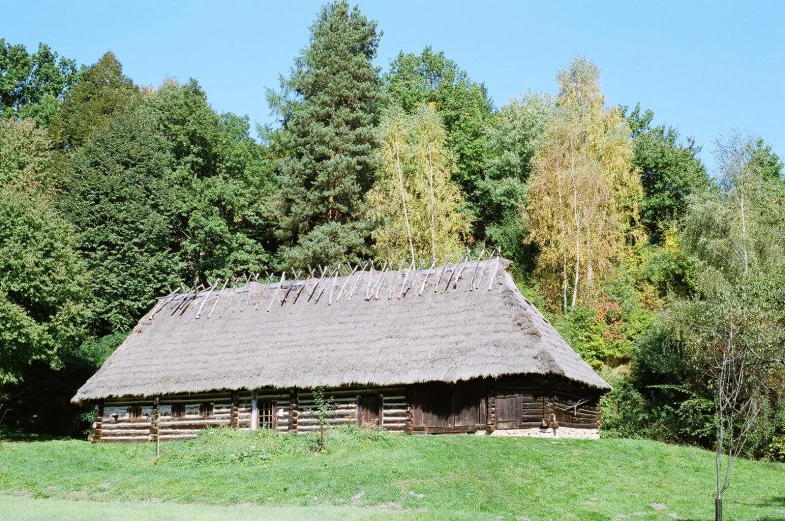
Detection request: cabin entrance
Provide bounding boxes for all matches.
[357,394,381,427]
[410,381,487,433]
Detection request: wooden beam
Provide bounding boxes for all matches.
[250,391,258,431]
[195,280,220,319]
[207,278,230,319]
[266,272,286,312]
[419,260,437,296]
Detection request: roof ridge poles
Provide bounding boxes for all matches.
[207,278,230,318]
[308,266,328,302]
[488,251,501,291]
[371,261,390,300]
[315,266,339,304]
[328,263,342,305]
[150,288,180,319]
[435,254,453,292]
[389,260,405,300]
[280,268,302,306]
[364,261,375,300]
[195,279,220,319]
[468,248,486,291]
[398,260,415,299]
[267,271,287,312]
[347,262,367,300]
[452,247,472,289]
[418,259,437,296]
[473,250,490,290]
[292,267,316,305]
[336,263,360,302]
[442,252,463,292]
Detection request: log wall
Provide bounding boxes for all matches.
[91,376,601,442]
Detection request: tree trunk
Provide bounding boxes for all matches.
[426,143,437,263]
[394,137,416,264]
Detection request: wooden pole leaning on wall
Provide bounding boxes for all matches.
[152,397,160,458]
[250,391,259,431]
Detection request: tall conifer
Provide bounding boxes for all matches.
[269,1,382,269]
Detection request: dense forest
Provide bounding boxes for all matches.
[1,1,783,460]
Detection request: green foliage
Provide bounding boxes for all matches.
[0,187,90,385]
[479,92,554,267]
[384,47,493,230]
[624,104,709,243]
[0,39,79,127]
[368,104,470,262]
[270,0,382,269]
[60,108,181,335]
[49,51,139,149]
[0,118,56,191]
[145,79,274,283]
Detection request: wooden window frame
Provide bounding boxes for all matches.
[171,403,185,418]
[199,402,214,418]
[258,399,277,429]
[128,405,142,419]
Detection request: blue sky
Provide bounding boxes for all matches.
[4,1,783,172]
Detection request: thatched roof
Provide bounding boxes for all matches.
[73,258,610,403]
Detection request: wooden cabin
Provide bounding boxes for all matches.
[72,258,611,442]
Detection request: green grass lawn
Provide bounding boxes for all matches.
[0,428,783,521]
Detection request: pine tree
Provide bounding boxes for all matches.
[269,1,382,269]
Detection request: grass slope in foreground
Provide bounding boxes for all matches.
[0,428,783,521]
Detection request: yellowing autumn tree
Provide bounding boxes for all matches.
[368,104,470,263]
[526,57,642,310]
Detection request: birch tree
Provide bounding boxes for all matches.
[368,104,470,262]
[526,57,642,310]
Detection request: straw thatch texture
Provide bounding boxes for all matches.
[73,258,610,403]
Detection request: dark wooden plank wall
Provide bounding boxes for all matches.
[494,375,601,429]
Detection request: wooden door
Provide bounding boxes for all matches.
[357,395,381,427]
[454,382,483,427]
[412,383,453,429]
[259,400,276,429]
[495,395,522,427]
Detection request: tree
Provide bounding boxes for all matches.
[49,51,139,149]
[526,57,642,310]
[0,40,79,126]
[269,1,382,269]
[368,104,470,262]
[384,47,493,226]
[60,108,181,335]
[0,187,89,386]
[624,104,709,243]
[680,133,785,520]
[0,118,56,192]
[145,79,274,284]
[480,92,554,266]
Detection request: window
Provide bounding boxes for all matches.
[128,405,142,419]
[259,400,276,429]
[171,403,185,418]
[199,403,214,417]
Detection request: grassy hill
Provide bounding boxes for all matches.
[0,428,783,521]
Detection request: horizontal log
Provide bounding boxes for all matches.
[382,408,408,415]
[161,434,197,441]
[101,436,151,443]
[101,428,151,436]
[102,420,151,428]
